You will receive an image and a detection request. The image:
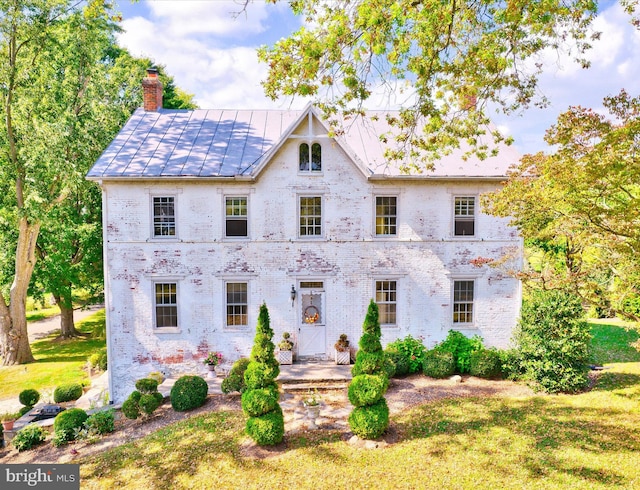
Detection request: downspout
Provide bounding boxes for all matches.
[99,182,114,404]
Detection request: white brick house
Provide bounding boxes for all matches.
[87,71,522,403]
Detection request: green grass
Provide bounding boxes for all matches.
[79,362,640,489]
[25,306,60,322]
[590,318,640,364]
[0,310,106,400]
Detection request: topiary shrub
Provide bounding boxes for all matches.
[348,300,389,439]
[12,424,48,452]
[514,289,591,393]
[245,405,285,446]
[348,398,389,439]
[242,303,284,445]
[147,371,165,384]
[170,375,209,411]
[139,393,162,415]
[386,335,427,374]
[54,383,83,403]
[348,374,388,407]
[422,350,456,378]
[135,378,159,393]
[53,408,89,445]
[84,409,115,435]
[221,358,250,394]
[124,377,165,419]
[122,396,141,420]
[19,389,40,408]
[434,330,484,374]
[469,348,503,379]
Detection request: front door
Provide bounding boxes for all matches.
[297,281,326,357]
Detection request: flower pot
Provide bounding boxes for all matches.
[278,350,293,365]
[206,364,216,372]
[2,420,15,431]
[334,349,350,365]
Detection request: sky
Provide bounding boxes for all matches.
[115,0,640,156]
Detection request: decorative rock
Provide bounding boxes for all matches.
[450,375,463,384]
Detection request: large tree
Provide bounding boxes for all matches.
[483,90,640,317]
[258,0,628,168]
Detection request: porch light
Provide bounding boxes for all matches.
[290,285,296,306]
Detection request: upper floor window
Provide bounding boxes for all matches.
[153,196,176,237]
[155,282,178,328]
[226,282,248,328]
[225,196,248,237]
[454,196,475,236]
[299,142,322,172]
[376,196,397,236]
[376,280,397,326]
[453,280,474,324]
[299,196,322,237]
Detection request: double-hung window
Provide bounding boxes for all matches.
[375,196,397,236]
[299,143,322,172]
[225,196,248,237]
[453,280,474,324]
[153,196,176,237]
[454,196,475,236]
[376,280,397,326]
[299,196,322,237]
[226,282,248,328]
[155,282,178,328]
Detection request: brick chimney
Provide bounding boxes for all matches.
[142,68,163,111]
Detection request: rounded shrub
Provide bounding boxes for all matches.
[53,408,88,444]
[85,409,115,435]
[351,351,385,376]
[245,405,285,446]
[386,335,428,374]
[139,393,162,415]
[422,350,455,378]
[129,390,142,403]
[348,398,389,439]
[385,348,410,377]
[135,378,159,394]
[170,375,208,411]
[435,330,484,374]
[469,348,503,379]
[122,397,140,420]
[12,424,47,452]
[348,374,387,407]
[221,358,250,394]
[147,371,165,384]
[53,383,83,403]
[19,389,40,408]
[358,333,383,352]
[241,387,280,417]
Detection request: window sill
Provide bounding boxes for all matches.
[155,327,181,334]
[223,326,250,333]
[451,324,478,330]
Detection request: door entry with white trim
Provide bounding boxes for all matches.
[298,281,326,357]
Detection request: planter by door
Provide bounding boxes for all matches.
[278,350,293,365]
[334,350,350,365]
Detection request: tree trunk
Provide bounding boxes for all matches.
[55,294,79,338]
[1,218,39,365]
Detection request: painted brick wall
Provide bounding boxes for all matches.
[101,136,522,403]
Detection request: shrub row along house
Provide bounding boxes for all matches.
[87,69,523,403]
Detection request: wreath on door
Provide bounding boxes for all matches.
[303,305,320,324]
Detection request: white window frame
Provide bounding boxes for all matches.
[375,195,398,237]
[453,196,476,237]
[298,142,322,173]
[151,195,178,239]
[298,195,323,238]
[452,279,475,326]
[153,281,179,332]
[225,281,249,330]
[224,195,249,239]
[375,280,397,327]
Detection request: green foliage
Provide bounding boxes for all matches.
[434,331,484,374]
[358,332,382,352]
[170,375,209,412]
[469,349,503,379]
[221,358,251,394]
[53,383,83,403]
[256,302,274,338]
[12,424,48,452]
[19,389,40,408]
[147,371,165,385]
[122,397,140,420]
[348,375,387,407]
[139,393,163,416]
[514,290,592,393]
[18,406,32,417]
[244,361,280,389]
[382,353,396,379]
[386,335,428,374]
[362,300,381,337]
[245,405,285,446]
[84,409,115,435]
[351,351,386,376]
[422,350,456,378]
[53,408,89,445]
[348,398,390,439]
[241,387,280,418]
[135,378,159,394]
[88,349,108,371]
[384,348,410,377]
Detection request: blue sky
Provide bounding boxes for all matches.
[115,1,640,156]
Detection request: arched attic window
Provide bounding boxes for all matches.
[299,142,322,172]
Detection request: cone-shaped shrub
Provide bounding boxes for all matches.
[242,303,284,445]
[348,300,389,439]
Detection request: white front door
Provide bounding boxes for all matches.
[298,281,326,357]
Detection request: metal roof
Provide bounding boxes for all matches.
[87,105,520,180]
